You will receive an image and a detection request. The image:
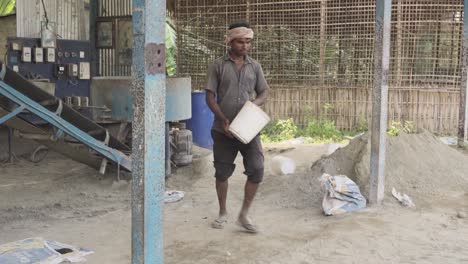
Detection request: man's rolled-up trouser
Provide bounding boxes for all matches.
[211,130,264,183]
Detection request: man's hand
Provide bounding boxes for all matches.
[206,90,234,138]
[222,118,234,138]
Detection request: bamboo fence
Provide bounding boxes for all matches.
[175,0,463,134]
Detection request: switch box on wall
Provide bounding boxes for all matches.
[68,64,78,77]
[22,47,32,62]
[47,48,55,63]
[34,48,43,63]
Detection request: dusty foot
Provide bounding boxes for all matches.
[211,214,228,229]
[236,215,258,233]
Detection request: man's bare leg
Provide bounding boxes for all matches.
[212,179,228,229]
[237,179,259,233]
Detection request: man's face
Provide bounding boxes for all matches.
[229,38,252,57]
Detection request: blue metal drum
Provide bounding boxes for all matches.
[185,90,214,149]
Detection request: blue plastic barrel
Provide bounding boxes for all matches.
[185,90,214,149]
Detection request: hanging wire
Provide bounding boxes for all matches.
[40,0,49,27]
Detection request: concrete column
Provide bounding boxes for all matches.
[458,0,468,147]
[369,0,392,204]
[132,0,166,263]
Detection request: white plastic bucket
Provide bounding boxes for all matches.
[229,101,270,144]
[271,155,296,175]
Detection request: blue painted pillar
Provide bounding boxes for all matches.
[459,0,468,147]
[132,0,166,263]
[369,0,392,205]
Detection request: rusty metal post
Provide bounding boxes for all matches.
[458,0,468,147]
[369,0,392,205]
[89,0,98,77]
[132,0,166,263]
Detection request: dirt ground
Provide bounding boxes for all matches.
[1,138,468,264]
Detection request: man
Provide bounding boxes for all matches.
[205,21,269,233]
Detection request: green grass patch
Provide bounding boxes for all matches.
[261,104,367,143]
[261,118,299,143]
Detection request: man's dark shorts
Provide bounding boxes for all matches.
[211,130,264,183]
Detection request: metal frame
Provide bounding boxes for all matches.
[0,80,131,171]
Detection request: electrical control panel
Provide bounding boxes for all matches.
[6,37,91,99]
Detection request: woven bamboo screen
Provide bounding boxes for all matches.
[175,0,463,134]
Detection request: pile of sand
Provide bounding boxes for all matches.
[311,131,468,206]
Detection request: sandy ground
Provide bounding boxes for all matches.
[1,140,468,263]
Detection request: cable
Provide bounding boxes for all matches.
[41,0,49,27]
[68,79,78,86]
[40,0,62,40]
[3,50,7,65]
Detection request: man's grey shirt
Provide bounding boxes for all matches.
[205,54,269,132]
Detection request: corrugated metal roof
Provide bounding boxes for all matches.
[0,0,15,16]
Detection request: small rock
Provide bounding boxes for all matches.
[457,211,467,219]
[441,223,448,228]
[226,251,232,257]
[54,203,62,208]
[79,192,88,196]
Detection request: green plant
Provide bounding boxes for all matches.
[387,120,416,136]
[299,104,344,143]
[261,105,371,144]
[0,0,15,16]
[261,118,299,143]
[387,121,401,136]
[354,118,368,133]
[402,121,416,133]
[301,118,343,143]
